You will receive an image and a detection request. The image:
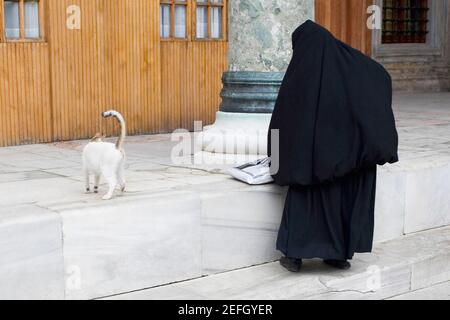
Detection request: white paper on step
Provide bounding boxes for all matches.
[228,157,274,185]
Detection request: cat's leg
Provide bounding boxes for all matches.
[118,163,126,192]
[101,166,117,200]
[94,174,101,193]
[83,166,90,193]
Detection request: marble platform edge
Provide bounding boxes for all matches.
[103,225,450,300]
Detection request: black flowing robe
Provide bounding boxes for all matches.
[268,20,399,260]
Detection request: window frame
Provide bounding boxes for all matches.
[160,0,191,42]
[381,0,429,44]
[0,0,46,43]
[193,0,227,41]
[159,0,227,42]
[373,0,447,58]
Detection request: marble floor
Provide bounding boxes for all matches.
[0,92,449,299]
[393,93,450,167]
[389,281,450,300]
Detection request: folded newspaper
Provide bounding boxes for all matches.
[228,157,274,185]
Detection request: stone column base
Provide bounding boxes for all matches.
[199,111,272,155]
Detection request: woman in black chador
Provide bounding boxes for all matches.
[268,20,399,271]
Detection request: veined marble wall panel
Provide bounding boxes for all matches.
[228,0,314,72]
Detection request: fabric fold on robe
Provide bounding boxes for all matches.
[268,20,399,260]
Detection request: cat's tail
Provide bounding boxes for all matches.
[102,110,126,150]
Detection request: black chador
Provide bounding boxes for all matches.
[268,20,399,271]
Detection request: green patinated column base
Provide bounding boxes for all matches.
[219,71,284,114]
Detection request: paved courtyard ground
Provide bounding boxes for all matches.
[0,92,449,299]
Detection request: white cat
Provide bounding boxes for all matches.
[82,110,126,200]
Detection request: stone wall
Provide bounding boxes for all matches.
[382,59,450,93]
[228,0,314,72]
[374,0,450,92]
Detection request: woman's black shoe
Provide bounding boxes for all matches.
[280,257,303,272]
[323,259,351,270]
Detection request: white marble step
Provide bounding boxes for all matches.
[388,281,450,300]
[105,226,450,300]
